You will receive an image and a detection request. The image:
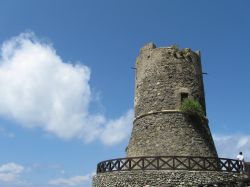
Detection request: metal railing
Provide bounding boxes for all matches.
[97,156,242,173]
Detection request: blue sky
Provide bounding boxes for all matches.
[0,0,249,186]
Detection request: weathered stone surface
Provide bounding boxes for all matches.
[92,44,242,187]
[127,112,217,157]
[127,43,217,157]
[134,44,206,117]
[93,170,247,187]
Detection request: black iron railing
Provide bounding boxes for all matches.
[97,156,242,173]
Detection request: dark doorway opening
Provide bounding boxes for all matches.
[181,92,189,102]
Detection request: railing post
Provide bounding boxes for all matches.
[236,160,240,172]
[173,156,175,169]
[142,157,144,170]
[203,157,206,170]
[108,161,112,172]
[157,156,160,170]
[217,158,222,171]
[129,158,131,171]
[228,159,232,172]
[103,163,105,172]
[188,157,191,170]
[118,159,120,171]
[96,164,99,173]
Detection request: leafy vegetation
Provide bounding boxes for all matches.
[180,98,204,117]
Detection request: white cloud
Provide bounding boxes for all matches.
[100,109,133,145]
[0,163,24,183]
[48,174,92,186]
[0,32,133,145]
[214,134,250,160]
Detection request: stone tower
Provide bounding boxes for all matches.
[93,44,245,187]
[126,43,217,157]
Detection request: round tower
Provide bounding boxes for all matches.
[93,43,247,187]
[126,43,217,157]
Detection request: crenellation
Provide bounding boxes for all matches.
[140,44,200,64]
[140,42,156,53]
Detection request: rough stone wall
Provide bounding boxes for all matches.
[127,112,217,157]
[93,170,247,187]
[134,43,206,116]
[127,43,217,157]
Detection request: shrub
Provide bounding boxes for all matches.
[180,98,204,117]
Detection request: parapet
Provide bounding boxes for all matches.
[139,43,200,63]
[140,42,156,52]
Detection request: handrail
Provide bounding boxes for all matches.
[96,156,242,174]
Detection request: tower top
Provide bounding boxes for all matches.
[134,43,205,118]
[140,42,200,60]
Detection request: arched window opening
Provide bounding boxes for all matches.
[181,92,189,103]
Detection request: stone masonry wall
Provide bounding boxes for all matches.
[127,43,217,157]
[134,43,206,117]
[127,112,217,157]
[92,44,243,187]
[93,170,247,187]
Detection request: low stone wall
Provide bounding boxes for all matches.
[92,170,247,187]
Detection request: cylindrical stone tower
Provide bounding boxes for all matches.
[93,44,247,187]
[126,43,217,157]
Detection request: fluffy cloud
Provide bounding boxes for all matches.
[0,32,133,145]
[214,134,250,160]
[100,109,133,145]
[48,174,92,186]
[0,163,24,183]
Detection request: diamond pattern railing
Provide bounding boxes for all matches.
[96,156,243,173]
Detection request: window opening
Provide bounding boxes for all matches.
[181,93,189,102]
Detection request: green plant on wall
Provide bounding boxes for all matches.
[180,98,204,117]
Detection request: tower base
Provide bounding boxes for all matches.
[93,170,247,187]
